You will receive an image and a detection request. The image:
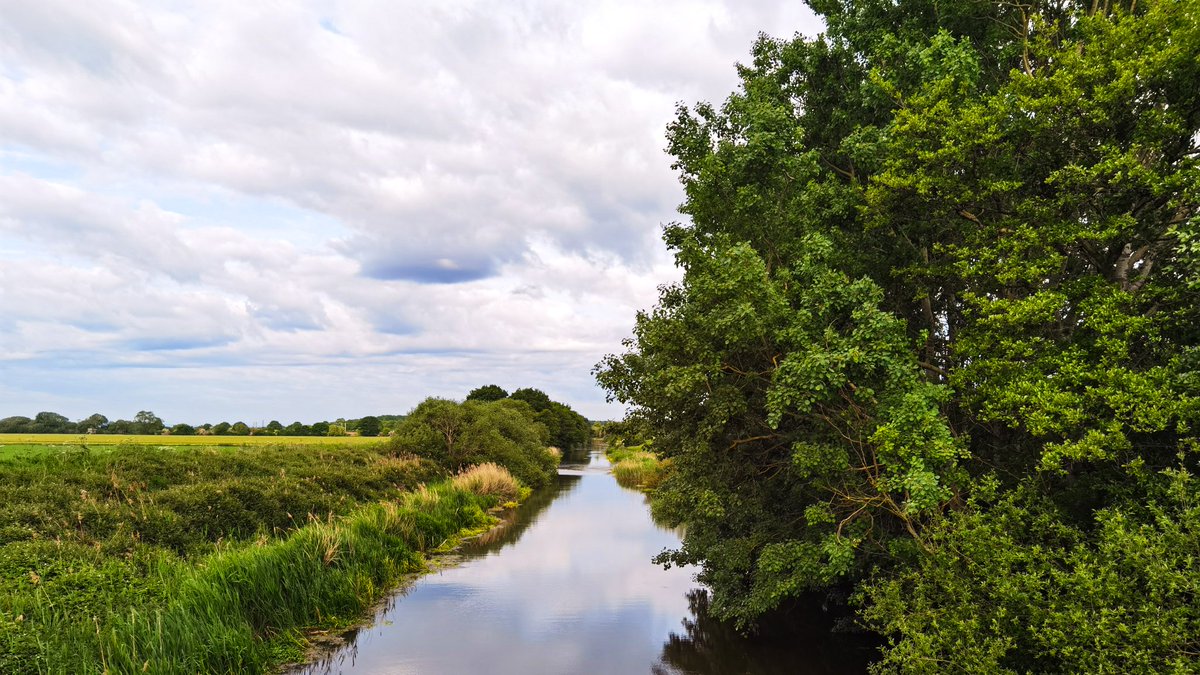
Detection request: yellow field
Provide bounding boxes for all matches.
[0,433,383,447]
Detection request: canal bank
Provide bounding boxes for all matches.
[295,449,876,674]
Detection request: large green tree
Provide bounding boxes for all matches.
[598,0,1200,668]
[389,398,558,487]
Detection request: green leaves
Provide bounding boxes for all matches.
[599,0,1200,661]
[863,468,1200,674]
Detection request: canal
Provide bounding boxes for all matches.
[296,448,875,674]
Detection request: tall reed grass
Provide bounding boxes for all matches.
[451,463,521,502]
[0,441,533,674]
[11,484,494,674]
[607,443,668,490]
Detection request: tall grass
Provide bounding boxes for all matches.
[0,442,529,673]
[607,443,668,490]
[5,484,496,674]
[452,463,522,502]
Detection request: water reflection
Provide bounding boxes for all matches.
[297,450,697,675]
[654,590,878,675]
[296,450,873,675]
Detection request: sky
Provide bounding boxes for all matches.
[0,0,822,424]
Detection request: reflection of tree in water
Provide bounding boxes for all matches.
[653,590,878,675]
[559,441,594,465]
[460,471,581,552]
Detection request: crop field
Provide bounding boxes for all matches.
[0,433,382,456]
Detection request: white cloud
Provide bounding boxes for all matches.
[0,0,821,422]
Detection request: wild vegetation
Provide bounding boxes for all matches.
[597,1,1200,671]
[0,435,380,457]
[609,447,667,490]
[603,429,669,490]
[0,395,561,673]
[389,397,561,488]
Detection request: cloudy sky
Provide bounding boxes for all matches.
[0,0,821,425]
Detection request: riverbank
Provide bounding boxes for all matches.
[605,441,668,490]
[0,441,541,673]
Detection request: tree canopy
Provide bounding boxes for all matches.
[463,385,592,450]
[597,0,1200,670]
[388,397,558,487]
[466,384,509,402]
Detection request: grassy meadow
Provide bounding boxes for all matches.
[0,438,522,673]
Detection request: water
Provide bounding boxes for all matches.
[296,449,875,674]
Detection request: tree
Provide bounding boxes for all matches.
[508,388,552,411]
[32,412,71,433]
[389,397,556,487]
[133,411,164,435]
[356,416,382,437]
[283,421,309,436]
[105,419,134,434]
[170,423,195,435]
[0,417,31,433]
[265,420,284,435]
[77,413,108,433]
[229,421,250,436]
[466,384,509,402]
[212,422,232,435]
[598,0,1200,667]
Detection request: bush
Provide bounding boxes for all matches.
[388,398,557,487]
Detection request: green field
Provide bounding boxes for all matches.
[0,433,382,450]
[0,399,563,673]
[0,439,518,673]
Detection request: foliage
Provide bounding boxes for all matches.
[0,443,439,555]
[356,415,383,437]
[0,409,564,673]
[466,384,509,402]
[0,435,382,451]
[507,387,593,449]
[388,398,558,488]
[598,0,1200,666]
[461,385,593,449]
[0,411,402,438]
[0,482,496,674]
[862,466,1200,674]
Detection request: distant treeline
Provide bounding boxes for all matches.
[0,387,590,445]
[0,411,402,437]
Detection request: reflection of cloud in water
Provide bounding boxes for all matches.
[299,458,701,675]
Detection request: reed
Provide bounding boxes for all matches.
[452,463,522,502]
[11,484,494,674]
[607,444,668,490]
[0,440,523,673]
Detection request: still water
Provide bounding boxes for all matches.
[297,449,875,675]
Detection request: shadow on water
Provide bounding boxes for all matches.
[653,589,879,675]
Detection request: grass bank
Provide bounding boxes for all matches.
[606,442,668,491]
[0,442,530,673]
